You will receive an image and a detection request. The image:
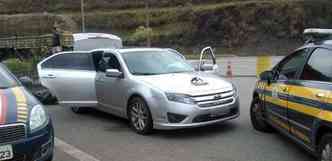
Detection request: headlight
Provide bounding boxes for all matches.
[30,104,48,132]
[166,93,196,104]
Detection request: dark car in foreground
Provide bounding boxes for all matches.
[0,64,53,161]
[251,28,332,161]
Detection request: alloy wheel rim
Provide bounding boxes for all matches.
[322,144,332,161]
[130,102,148,131]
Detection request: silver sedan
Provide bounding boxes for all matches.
[38,48,239,134]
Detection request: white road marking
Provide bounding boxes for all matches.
[55,137,101,161]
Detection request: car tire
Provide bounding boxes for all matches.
[45,153,53,161]
[128,97,153,135]
[319,134,332,161]
[250,98,274,133]
[71,107,88,114]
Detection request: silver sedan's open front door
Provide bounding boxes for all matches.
[196,46,219,74]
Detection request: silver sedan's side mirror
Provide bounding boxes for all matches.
[105,69,123,78]
[198,46,218,72]
[200,64,214,71]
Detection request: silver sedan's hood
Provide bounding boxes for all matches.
[136,72,233,96]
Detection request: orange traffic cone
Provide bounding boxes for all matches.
[226,61,233,78]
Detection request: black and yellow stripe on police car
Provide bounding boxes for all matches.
[255,80,332,144]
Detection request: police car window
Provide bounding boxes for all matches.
[42,53,94,70]
[300,48,332,82]
[277,50,308,80]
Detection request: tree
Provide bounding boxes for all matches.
[145,0,151,47]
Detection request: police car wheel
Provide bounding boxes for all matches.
[128,97,153,135]
[319,134,332,161]
[71,107,88,114]
[45,153,54,161]
[250,98,274,133]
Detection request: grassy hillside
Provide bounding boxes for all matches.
[0,0,255,14]
[0,0,332,55]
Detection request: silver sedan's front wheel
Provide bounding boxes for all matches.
[128,97,153,135]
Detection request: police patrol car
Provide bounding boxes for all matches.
[0,64,54,161]
[251,28,332,161]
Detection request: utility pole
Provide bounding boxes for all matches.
[145,0,151,47]
[81,0,86,32]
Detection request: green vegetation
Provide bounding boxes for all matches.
[0,0,332,56]
[2,50,43,74]
[0,0,255,14]
[3,58,35,74]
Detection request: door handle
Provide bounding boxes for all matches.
[316,93,326,98]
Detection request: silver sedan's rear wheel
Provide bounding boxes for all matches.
[71,107,88,114]
[128,97,153,135]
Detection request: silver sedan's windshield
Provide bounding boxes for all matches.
[122,51,194,75]
[0,65,19,89]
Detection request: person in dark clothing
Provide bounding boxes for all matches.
[52,26,62,54]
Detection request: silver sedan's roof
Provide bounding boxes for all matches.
[117,48,166,54]
[92,48,167,54]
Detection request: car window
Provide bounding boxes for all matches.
[92,51,104,72]
[99,53,121,72]
[276,49,309,80]
[300,48,332,82]
[42,53,94,71]
[122,51,193,75]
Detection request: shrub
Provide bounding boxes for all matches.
[129,26,154,45]
[3,58,35,74]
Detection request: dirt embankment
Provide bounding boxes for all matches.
[0,0,331,55]
[0,0,259,14]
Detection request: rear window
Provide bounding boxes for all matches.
[41,53,94,70]
[0,64,19,89]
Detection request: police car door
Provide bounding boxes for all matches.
[289,48,331,146]
[266,49,309,134]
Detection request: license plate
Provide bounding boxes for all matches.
[0,145,13,161]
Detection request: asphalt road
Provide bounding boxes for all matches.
[48,77,316,161]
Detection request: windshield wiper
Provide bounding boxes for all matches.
[171,71,192,74]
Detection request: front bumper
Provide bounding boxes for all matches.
[153,97,240,130]
[1,120,54,161]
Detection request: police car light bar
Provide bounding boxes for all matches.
[303,28,332,44]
